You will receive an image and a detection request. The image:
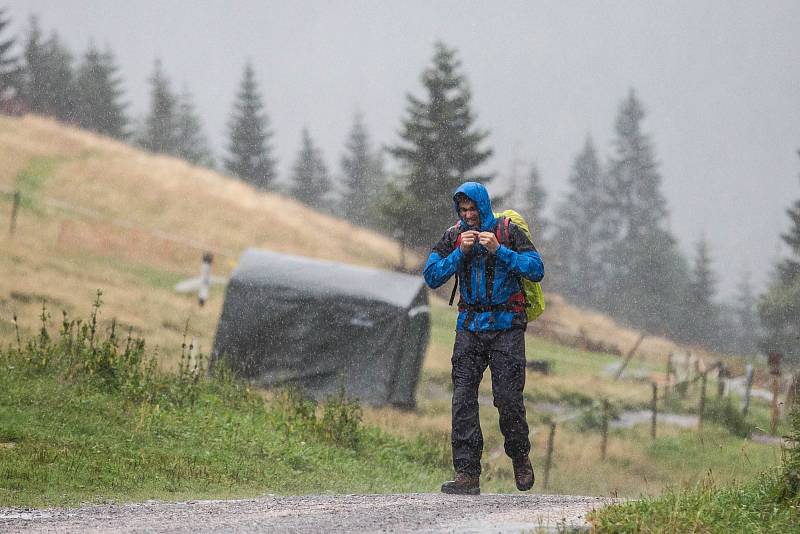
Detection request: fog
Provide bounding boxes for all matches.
[5,0,800,297]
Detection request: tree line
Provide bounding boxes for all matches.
[1,8,796,363]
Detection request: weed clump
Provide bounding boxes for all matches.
[4,291,208,409]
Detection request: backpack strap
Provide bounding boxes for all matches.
[494,216,511,247]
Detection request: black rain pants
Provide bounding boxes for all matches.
[450,328,530,476]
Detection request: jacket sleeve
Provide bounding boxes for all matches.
[495,223,544,282]
[423,228,463,289]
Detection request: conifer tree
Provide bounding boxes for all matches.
[225,62,276,190]
[22,16,48,113]
[0,8,20,96]
[522,163,548,240]
[388,41,492,247]
[45,32,77,123]
[23,22,77,122]
[686,236,719,344]
[340,112,385,227]
[759,150,800,363]
[289,128,331,211]
[605,89,667,241]
[75,43,128,139]
[174,87,213,167]
[138,59,178,155]
[553,137,612,307]
[601,90,689,336]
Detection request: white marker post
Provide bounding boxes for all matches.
[198,252,213,307]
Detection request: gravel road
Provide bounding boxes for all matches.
[1,493,614,533]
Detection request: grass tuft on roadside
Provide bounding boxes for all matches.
[589,392,800,532]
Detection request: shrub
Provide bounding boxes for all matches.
[704,397,754,438]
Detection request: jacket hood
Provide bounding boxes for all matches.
[453,182,495,231]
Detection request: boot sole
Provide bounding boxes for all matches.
[441,485,480,495]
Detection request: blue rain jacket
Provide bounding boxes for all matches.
[423,182,544,332]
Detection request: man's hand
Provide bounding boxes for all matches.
[460,230,479,253]
[479,231,499,254]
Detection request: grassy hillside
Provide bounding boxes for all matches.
[0,115,789,503]
[0,115,411,368]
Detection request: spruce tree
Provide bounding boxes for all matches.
[75,43,128,139]
[23,23,77,122]
[522,163,548,240]
[46,32,77,122]
[175,87,213,167]
[601,90,689,336]
[139,59,178,155]
[388,41,492,248]
[553,137,612,308]
[759,150,800,363]
[225,62,276,190]
[0,8,20,96]
[686,236,719,345]
[340,112,385,227]
[289,128,331,211]
[605,89,667,241]
[22,16,48,113]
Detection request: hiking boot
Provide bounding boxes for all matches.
[441,472,480,495]
[512,455,534,491]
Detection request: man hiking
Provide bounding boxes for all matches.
[423,181,544,495]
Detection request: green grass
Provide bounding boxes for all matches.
[13,156,62,212]
[0,296,450,507]
[589,400,800,532]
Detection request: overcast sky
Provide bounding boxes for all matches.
[5,0,800,298]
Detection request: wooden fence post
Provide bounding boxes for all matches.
[614,333,646,380]
[769,352,783,436]
[543,422,556,490]
[601,400,609,461]
[717,363,727,398]
[651,382,658,440]
[698,372,707,433]
[664,353,673,402]
[742,363,754,417]
[9,190,20,236]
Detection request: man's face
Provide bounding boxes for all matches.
[458,198,480,228]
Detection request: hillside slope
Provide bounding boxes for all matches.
[0,115,411,363]
[1,114,692,366]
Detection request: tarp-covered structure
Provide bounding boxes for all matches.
[211,248,430,408]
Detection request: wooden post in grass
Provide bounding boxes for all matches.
[786,373,799,412]
[601,399,609,461]
[543,422,556,489]
[614,333,646,380]
[664,353,673,401]
[9,190,20,236]
[650,382,658,440]
[698,371,707,432]
[742,363,754,417]
[717,362,727,398]
[769,352,783,436]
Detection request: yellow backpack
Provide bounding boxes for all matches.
[494,209,546,321]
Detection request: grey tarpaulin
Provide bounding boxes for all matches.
[210,248,430,409]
